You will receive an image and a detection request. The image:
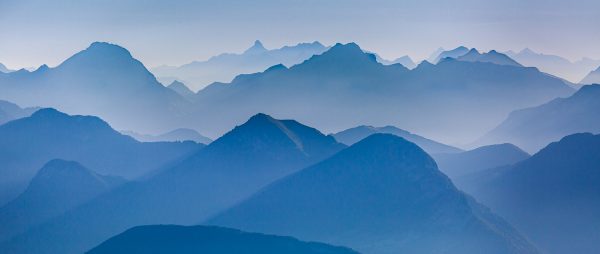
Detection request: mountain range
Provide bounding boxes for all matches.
[459,133,600,254]
[478,84,600,152]
[580,66,600,84]
[332,125,462,154]
[87,225,359,254]
[506,48,600,83]
[0,63,14,73]
[152,40,329,91]
[0,42,190,134]
[167,80,196,100]
[0,113,345,254]
[123,128,213,144]
[189,42,573,144]
[0,108,202,205]
[209,134,539,254]
[0,160,125,242]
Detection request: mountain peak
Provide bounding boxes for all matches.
[297,42,377,68]
[30,108,67,119]
[244,40,267,54]
[85,42,133,58]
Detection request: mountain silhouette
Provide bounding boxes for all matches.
[0,63,14,73]
[0,159,125,242]
[433,46,469,63]
[0,108,202,205]
[0,114,345,254]
[87,225,359,254]
[455,49,522,66]
[432,143,529,179]
[0,100,38,125]
[190,42,573,144]
[506,48,600,83]
[0,42,190,134]
[167,80,195,99]
[124,128,212,144]
[209,134,539,254]
[332,125,462,154]
[478,84,600,152]
[580,66,600,84]
[152,41,328,91]
[460,133,600,254]
[374,54,416,69]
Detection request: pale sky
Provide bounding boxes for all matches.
[1,0,599,69]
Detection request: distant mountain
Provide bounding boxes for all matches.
[432,143,529,179]
[87,225,359,254]
[0,100,38,125]
[0,108,202,205]
[433,46,469,63]
[580,66,600,84]
[190,42,573,144]
[455,49,522,67]
[0,160,125,242]
[332,125,462,154]
[375,54,416,69]
[124,128,213,144]
[167,80,195,99]
[0,63,14,73]
[152,40,329,91]
[460,133,600,254]
[478,84,600,152]
[0,42,190,134]
[209,134,539,254]
[506,48,600,83]
[0,114,346,254]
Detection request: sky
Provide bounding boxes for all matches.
[1,0,599,69]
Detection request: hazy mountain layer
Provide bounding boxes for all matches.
[209,134,539,254]
[507,48,600,83]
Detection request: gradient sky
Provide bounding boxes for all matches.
[1,0,599,69]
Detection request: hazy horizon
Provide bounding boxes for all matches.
[1,0,599,69]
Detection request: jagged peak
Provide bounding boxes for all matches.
[244,40,268,54]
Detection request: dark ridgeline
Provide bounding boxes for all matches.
[432,143,530,179]
[459,133,600,254]
[332,125,462,154]
[0,42,190,134]
[190,42,573,144]
[209,134,539,254]
[87,225,359,254]
[0,108,202,206]
[0,160,125,242]
[478,84,600,152]
[0,113,345,254]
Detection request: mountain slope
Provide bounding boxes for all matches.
[0,114,345,254]
[0,100,37,125]
[478,84,600,152]
[124,128,213,144]
[209,134,539,254]
[190,42,573,144]
[167,80,195,99]
[0,108,202,205]
[332,125,462,154]
[152,40,328,91]
[0,42,189,134]
[433,46,469,63]
[432,143,530,179]
[87,225,359,254]
[507,48,600,83]
[0,160,124,241]
[460,133,600,254]
[580,66,600,84]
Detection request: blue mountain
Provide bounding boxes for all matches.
[124,128,213,144]
[455,49,522,67]
[433,46,470,63]
[432,143,530,179]
[190,42,573,144]
[0,113,345,254]
[506,48,600,83]
[87,225,359,254]
[0,100,38,125]
[166,80,195,99]
[0,42,190,134]
[460,133,600,254]
[209,134,539,254]
[332,125,462,154]
[478,84,600,152]
[0,108,202,206]
[0,160,125,242]
[152,40,329,91]
[580,66,600,84]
